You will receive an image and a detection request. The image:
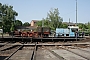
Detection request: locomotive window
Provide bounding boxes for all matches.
[71,28,78,32]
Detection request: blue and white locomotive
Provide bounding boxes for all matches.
[55,26,79,37]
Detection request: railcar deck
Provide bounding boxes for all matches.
[0,36,84,38]
[0,36,85,42]
[0,36,85,39]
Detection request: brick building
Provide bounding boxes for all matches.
[30,20,38,26]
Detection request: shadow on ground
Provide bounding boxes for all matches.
[0,56,8,60]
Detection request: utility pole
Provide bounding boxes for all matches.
[69,18,70,26]
[42,19,44,27]
[2,14,3,38]
[1,13,6,38]
[76,0,77,26]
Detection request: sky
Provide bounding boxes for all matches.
[0,0,90,23]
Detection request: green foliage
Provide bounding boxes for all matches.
[36,20,42,27]
[10,23,14,31]
[36,8,63,30]
[23,22,30,26]
[0,3,18,33]
[78,23,88,30]
[61,23,68,28]
[47,8,63,30]
[78,22,90,35]
[87,22,90,31]
[15,20,22,26]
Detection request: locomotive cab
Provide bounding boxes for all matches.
[0,29,3,34]
[68,26,79,37]
[37,27,51,37]
[68,26,79,31]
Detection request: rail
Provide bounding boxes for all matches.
[45,47,65,60]
[73,45,90,53]
[0,43,15,51]
[4,45,24,60]
[60,46,90,60]
[31,42,38,60]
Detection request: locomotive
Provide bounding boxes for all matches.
[11,26,80,38]
[55,26,79,37]
[12,27,51,38]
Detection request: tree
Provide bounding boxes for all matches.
[14,20,22,26]
[36,20,42,27]
[0,3,18,32]
[10,23,14,31]
[78,23,88,30]
[61,23,68,28]
[47,8,63,30]
[86,22,90,31]
[36,8,63,30]
[23,22,30,26]
[36,18,49,27]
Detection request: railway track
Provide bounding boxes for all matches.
[45,47,65,60]
[0,45,21,60]
[0,42,17,51]
[0,42,9,47]
[23,42,64,60]
[31,42,38,60]
[71,45,90,53]
[4,45,24,60]
[35,45,88,60]
[59,46,90,60]
[6,42,64,60]
[0,41,90,60]
[3,42,37,60]
[78,47,90,53]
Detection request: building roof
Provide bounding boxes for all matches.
[63,22,75,25]
[68,26,79,29]
[0,20,2,22]
[15,26,37,30]
[32,20,38,23]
